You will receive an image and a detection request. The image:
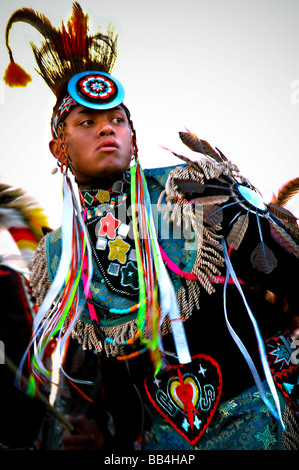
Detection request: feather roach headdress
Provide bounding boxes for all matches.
[4,2,117,95]
[3,2,124,139]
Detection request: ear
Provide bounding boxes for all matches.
[131,136,137,158]
[49,139,60,159]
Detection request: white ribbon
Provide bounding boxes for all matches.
[222,239,285,429]
[142,169,191,364]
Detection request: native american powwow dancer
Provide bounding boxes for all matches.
[3,2,299,450]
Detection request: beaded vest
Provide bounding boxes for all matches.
[45,166,197,356]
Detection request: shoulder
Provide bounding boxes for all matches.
[143,164,185,187]
[143,164,186,204]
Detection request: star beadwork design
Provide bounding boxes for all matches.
[268,344,291,370]
[108,236,130,264]
[121,261,138,290]
[193,415,202,430]
[98,212,120,239]
[198,364,207,376]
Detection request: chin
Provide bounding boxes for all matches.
[98,160,130,177]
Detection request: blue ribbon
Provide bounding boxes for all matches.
[221,239,285,429]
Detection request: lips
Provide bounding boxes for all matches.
[96,139,119,151]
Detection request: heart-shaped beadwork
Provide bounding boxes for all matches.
[144,354,222,445]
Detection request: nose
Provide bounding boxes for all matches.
[97,120,115,137]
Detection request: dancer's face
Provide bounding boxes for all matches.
[50,105,133,185]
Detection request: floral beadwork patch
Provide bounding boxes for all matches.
[121,261,139,290]
[97,213,121,239]
[108,236,130,264]
[79,74,116,101]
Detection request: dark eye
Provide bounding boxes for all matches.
[80,119,94,127]
[112,116,124,124]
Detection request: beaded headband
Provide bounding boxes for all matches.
[51,69,126,138]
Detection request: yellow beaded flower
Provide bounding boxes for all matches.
[96,189,110,203]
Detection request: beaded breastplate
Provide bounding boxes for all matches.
[80,174,139,301]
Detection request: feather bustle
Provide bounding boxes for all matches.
[269,218,299,258]
[189,195,229,205]
[271,177,299,207]
[226,213,249,250]
[179,131,224,162]
[267,203,297,224]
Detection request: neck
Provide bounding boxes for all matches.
[76,172,126,191]
[78,172,130,210]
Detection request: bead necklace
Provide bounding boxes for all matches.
[88,295,146,315]
[85,193,128,220]
[79,177,126,205]
[80,177,128,220]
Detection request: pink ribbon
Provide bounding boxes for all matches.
[159,245,245,285]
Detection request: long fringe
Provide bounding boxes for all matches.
[16,174,94,395]
[158,160,226,297]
